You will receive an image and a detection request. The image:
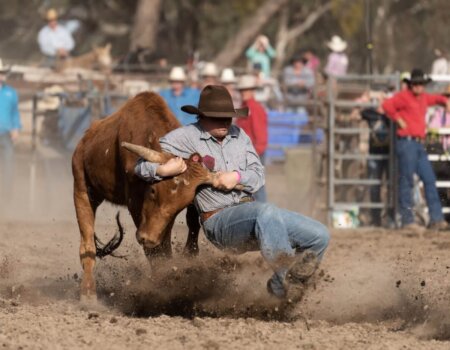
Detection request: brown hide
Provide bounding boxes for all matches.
[72,91,208,249]
[57,44,112,72]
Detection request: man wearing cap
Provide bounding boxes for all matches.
[37,8,75,68]
[0,60,21,202]
[159,66,200,126]
[382,69,450,231]
[134,85,329,299]
[236,75,268,202]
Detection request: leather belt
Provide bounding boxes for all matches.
[397,136,423,142]
[200,197,254,223]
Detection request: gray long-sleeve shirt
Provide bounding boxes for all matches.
[134,122,265,213]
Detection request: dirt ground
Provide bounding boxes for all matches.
[1,149,450,349]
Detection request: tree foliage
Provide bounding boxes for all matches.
[0,0,448,74]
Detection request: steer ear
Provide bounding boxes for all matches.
[121,142,170,163]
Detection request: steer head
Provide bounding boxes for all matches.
[121,142,218,250]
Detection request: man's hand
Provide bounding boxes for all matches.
[57,48,68,58]
[397,118,407,129]
[9,130,19,143]
[212,171,240,191]
[156,157,187,177]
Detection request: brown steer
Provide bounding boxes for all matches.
[72,91,216,302]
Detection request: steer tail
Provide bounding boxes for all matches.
[95,212,126,258]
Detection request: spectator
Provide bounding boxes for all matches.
[0,59,21,202]
[324,35,349,77]
[283,55,315,109]
[37,8,75,68]
[431,49,449,75]
[359,90,394,227]
[382,68,450,231]
[246,35,276,78]
[303,48,321,73]
[159,66,200,126]
[220,68,241,108]
[200,62,219,89]
[235,75,268,202]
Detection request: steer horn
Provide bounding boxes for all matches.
[121,142,166,163]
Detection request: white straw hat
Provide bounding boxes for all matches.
[327,35,347,52]
[220,68,236,84]
[202,62,218,77]
[237,74,258,90]
[46,8,58,21]
[169,66,186,81]
[0,59,11,73]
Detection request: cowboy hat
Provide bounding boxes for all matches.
[201,62,218,77]
[236,74,258,91]
[220,68,236,84]
[0,59,11,74]
[327,35,347,52]
[181,85,248,118]
[46,8,58,21]
[169,66,186,81]
[404,68,432,85]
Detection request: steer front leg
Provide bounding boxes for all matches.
[74,191,99,303]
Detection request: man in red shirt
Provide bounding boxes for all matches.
[382,69,450,230]
[236,74,268,202]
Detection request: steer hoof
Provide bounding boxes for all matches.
[79,294,108,312]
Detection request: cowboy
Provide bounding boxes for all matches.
[235,75,268,202]
[0,59,21,202]
[382,69,450,231]
[134,85,329,299]
[159,66,200,125]
[324,35,349,77]
[37,8,75,68]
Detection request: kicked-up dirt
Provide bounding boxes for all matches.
[1,218,450,350]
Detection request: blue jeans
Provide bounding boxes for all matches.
[0,133,13,201]
[396,138,443,225]
[253,153,267,202]
[202,202,329,291]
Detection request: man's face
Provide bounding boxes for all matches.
[199,117,232,140]
[48,19,58,29]
[170,81,184,94]
[411,83,425,95]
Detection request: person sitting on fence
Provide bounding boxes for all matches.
[324,35,349,77]
[282,54,315,111]
[303,48,321,74]
[159,66,200,126]
[235,75,268,202]
[37,8,75,68]
[382,68,450,231]
[0,59,21,203]
[246,35,276,78]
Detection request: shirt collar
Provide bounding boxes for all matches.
[197,123,239,141]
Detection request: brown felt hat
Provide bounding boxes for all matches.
[181,85,248,118]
